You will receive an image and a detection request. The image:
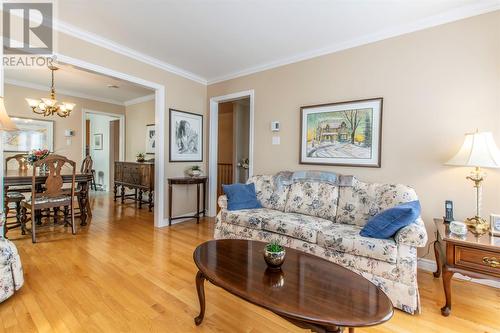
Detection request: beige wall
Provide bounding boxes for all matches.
[3,30,208,222]
[208,11,500,258]
[125,99,155,161]
[4,83,125,165]
[54,31,207,221]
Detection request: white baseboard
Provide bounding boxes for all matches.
[418,258,500,289]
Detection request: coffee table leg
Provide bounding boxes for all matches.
[194,271,206,325]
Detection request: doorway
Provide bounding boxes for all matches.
[217,98,250,198]
[209,90,255,216]
[83,110,124,192]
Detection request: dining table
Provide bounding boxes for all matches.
[3,169,93,225]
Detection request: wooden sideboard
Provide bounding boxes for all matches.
[114,161,154,211]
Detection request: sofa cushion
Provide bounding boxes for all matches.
[360,201,421,239]
[248,175,290,211]
[220,208,278,229]
[336,177,418,226]
[223,183,262,211]
[284,181,339,221]
[221,208,333,243]
[261,212,333,243]
[317,223,398,264]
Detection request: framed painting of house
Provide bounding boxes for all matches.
[300,98,383,167]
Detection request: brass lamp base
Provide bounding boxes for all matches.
[465,216,489,235]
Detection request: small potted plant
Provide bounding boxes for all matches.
[187,165,202,177]
[263,240,286,270]
[136,153,146,162]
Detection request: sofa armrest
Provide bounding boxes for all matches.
[218,195,228,210]
[395,217,428,247]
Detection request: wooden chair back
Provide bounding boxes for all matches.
[81,155,93,174]
[31,155,76,205]
[5,154,29,171]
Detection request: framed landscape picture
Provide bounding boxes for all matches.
[93,133,103,150]
[3,117,54,152]
[300,98,383,167]
[146,124,155,154]
[169,109,203,162]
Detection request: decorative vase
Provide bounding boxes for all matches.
[39,163,49,175]
[263,247,286,270]
[188,169,202,177]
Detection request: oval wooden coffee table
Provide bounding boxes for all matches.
[193,239,393,333]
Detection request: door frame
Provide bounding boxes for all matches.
[208,90,254,217]
[82,109,125,161]
[54,53,166,228]
[82,109,125,192]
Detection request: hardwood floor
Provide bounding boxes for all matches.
[1,193,499,332]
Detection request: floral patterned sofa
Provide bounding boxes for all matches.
[0,236,24,303]
[214,174,428,314]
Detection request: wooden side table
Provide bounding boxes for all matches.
[168,177,207,226]
[433,218,500,316]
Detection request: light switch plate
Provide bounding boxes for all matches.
[272,136,280,145]
[271,121,280,132]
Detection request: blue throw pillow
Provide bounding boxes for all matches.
[222,183,262,211]
[360,201,421,239]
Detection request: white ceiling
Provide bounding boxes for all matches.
[5,63,153,105]
[55,0,500,84]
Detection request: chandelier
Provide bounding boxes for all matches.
[26,66,76,118]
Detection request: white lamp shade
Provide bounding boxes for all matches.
[0,97,17,131]
[41,97,57,107]
[63,102,75,111]
[446,131,500,168]
[25,98,40,107]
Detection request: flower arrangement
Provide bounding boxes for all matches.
[27,149,49,165]
[136,153,146,162]
[237,158,249,170]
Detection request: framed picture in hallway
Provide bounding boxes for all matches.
[300,98,383,167]
[146,124,155,154]
[93,133,103,150]
[169,109,203,162]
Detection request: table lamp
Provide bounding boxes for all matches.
[446,130,500,234]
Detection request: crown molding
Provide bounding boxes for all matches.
[5,78,126,106]
[54,20,208,85]
[124,94,155,106]
[207,2,500,84]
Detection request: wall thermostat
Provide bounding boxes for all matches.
[271,121,280,132]
[64,129,75,137]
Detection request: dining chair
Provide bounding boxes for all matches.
[20,155,76,243]
[68,155,93,219]
[4,154,31,237]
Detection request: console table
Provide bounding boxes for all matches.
[168,177,207,226]
[433,218,499,316]
[114,161,154,211]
